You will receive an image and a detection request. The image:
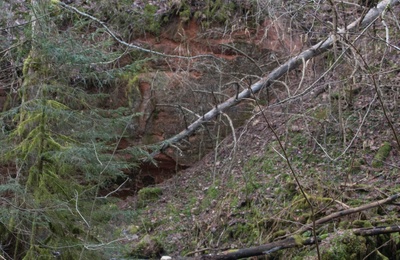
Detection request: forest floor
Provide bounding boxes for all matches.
[110,4,400,258]
[119,85,400,259]
[2,1,399,259]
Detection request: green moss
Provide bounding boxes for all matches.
[352,220,373,228]
[144,4,162,35]
[130,235,164,259]
[330,92,341,100]
[194,10,203,19]
[179,6,191,22]
[206,184,220,200]
[242,182,260,194]
[297,212,312,224]
[272,230,287,239]
[348,158,364,174]
[293,234,305,245]
[243,147,281,177]
[313,106,329,121]
[376,250,389,260]
[320,233,329,240]
[23,245,54,260]
[138,187,163,207]
[199,184,221,210]
[200,0,237,28]
[22,54,33,77]
[123,74,140,109]
[371,142,391,168]
[126,224,139,235]
[227,223,259,245]
[321,231,367,260]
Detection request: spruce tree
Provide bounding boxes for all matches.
[0,0,144,258]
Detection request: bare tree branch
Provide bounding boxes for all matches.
[297,193,400,234]
[353,225,400,236]
[199,237,317,260]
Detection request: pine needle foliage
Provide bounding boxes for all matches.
[0,1,146,259]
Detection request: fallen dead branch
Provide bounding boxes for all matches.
[198,224,400,260]
[353,225,400,236]
[297,193,400,234]
[199,237,318,260]
[199,193,400,259]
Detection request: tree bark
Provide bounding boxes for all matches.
[353,225,400,236]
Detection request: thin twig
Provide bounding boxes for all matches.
[248,85,321,260]
[96,178,130,199]
[343,36,400,150]
[221,112,237,162]
[92,140,103,166]
[310,93,377,161]
[219,43,264,74]
[74,190,90,228]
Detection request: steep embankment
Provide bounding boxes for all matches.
[120,1,400,259]
[115,5,303,192]
[2,0,399,259]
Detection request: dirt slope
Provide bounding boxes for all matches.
[118,2,400,259]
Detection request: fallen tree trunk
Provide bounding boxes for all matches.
[199,224,400,260]
[199,193,400,259]
[199,237,317,260]
[157,0,399,150]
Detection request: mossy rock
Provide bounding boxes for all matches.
[137,187,163,207]
[371,142,391,168]
[130,235,164,259]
